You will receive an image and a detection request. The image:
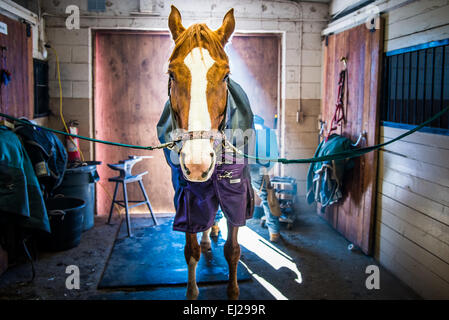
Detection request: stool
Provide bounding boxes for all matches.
[107,156,158,237]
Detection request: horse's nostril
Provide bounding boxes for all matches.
[210,152,214,158]
[201,171,208,178]
[185,167,191,175]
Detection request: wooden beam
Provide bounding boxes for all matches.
[0,0,38,25]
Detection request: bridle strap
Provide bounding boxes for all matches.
[171,130,226,142]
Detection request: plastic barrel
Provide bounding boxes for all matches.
[55,163,99,231]
[41,197,85,251]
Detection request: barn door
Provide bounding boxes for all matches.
[226,33,281,129]
[94,31,173,214]
[0,14,33,118]
[320,20,384,255]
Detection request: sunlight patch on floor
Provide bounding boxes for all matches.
[217,219,303,300]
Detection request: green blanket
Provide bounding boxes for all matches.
[0,126,50,233]
[306,134,354,209]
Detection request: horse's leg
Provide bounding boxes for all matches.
[224,222,240,300]
[185,232,200,300]
[200,228,212,252]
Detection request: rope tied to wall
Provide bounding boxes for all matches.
[1,105,448,164]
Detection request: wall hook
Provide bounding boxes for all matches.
[352,130,367,147]
[340,56,347,70]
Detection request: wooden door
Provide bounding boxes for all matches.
[94,31,173,214]
[320,20,384,255]
[226,34,281,129]
[0,14,33,118]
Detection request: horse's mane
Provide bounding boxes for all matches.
[169,23,228,62]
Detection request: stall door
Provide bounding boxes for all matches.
[0,14,33,118]
[95,31,173,214]
[320,20,384,255]
[226,34,281,129]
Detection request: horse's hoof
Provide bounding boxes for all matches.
[227,285,239,300]
[186,284,199,300]
[200,240,211,252]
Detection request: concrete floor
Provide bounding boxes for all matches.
[0,210,420,300]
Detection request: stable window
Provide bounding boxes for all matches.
[33,59,49,118]
[381,39,449,134]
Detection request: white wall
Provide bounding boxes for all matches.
[377,127,449,299]
[40,0,329,204]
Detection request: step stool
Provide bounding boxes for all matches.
[107,156,158,237]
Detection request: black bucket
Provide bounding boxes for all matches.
[40,197,86,251]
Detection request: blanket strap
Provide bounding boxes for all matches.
[326,68,346,141]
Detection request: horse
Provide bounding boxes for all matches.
[165,5,252,300]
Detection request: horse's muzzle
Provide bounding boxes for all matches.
[180,141,216,182]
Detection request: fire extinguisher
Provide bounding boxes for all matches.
[66,120,81,162]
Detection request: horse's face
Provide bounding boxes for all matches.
[168,6,235,182]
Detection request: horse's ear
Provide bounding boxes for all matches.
[216,9,235,46]
[168,5,185,41]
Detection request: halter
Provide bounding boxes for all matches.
[167,76,230,153]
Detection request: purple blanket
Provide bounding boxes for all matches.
[173,163,254,233]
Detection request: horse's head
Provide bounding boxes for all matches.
[167,5,235,182]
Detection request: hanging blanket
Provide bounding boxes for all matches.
[157,78,255,233]
[306,134,354,209]
[14,119,68,195]
[0,126,50,233]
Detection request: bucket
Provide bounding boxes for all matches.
[55,162,100,231]
[40,197,86,251]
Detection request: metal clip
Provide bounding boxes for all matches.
[218,171,233,180]
[340,56,347,70]
[352,130,367,147]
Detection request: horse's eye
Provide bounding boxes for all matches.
[168,72,175,81]
[223,74,229,82]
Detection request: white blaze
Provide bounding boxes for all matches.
[182,47,216,168]
[184,47,215,131]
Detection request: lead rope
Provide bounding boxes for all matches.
[2,105,449,164]
[0,112,179,151]
[223,105,449,164]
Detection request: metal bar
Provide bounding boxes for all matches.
[386,38,449,57]
[138,179,158,225]
[401,53,405,123]
[407,52,412,124]
[414,51,419,125]
[422,49,427,124]
[431,47,436,127]
[393,55,398,122]
[384,57,391,121]
[443,46,448,130]
[381,121,449,136]
[439,46,445,128]
[107,182,119,224]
